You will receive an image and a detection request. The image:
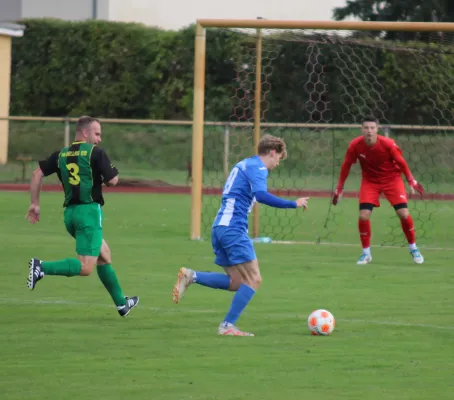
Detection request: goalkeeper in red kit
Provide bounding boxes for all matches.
[332,116,425,265]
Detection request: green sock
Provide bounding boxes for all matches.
[96,264,126,306]
[41,258,82,277]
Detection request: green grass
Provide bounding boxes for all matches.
[1,191,454,400]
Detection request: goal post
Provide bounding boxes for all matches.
[190,22,265,240]
[190,23,206,241]
[252,27,263,240]
[190,19,454,248]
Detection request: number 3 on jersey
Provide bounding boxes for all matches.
[66,163,80,185]
[223,167,239,194]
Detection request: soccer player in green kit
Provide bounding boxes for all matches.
[25,116,139,317]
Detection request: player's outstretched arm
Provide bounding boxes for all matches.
[255,191,309,210]
[333,158,354,205]
[26,167,44,224]
[295,197,309,210]
[390,144,424,195]
[249,162,308,210]
[332,143,356,205]
[26,151,59,224]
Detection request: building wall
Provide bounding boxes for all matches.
[21,0,111,20]
[107,0,348,30]
[0,0,110,22]
[0,0,23,22]
[0,0,347,30]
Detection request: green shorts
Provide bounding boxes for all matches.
[64,203,103,257]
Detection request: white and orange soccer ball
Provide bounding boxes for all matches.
[307,309,336,336]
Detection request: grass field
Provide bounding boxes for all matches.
[1,191,454,400]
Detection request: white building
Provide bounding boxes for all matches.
[0,0,348,31]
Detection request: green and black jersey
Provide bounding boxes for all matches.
[38,141,118,207]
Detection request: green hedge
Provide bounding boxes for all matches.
[11,19,178,118]
[9,19,454,125]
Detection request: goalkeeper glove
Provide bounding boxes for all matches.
[409,179,424,195]
[332,188,342,205]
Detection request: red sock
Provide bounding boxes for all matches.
[358,219,371,249]
[400,215,416,245]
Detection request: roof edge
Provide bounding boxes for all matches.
[0,23,25,37]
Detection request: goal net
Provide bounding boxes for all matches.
[192,21,454,249]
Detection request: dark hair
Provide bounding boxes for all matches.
[362,115,379,124]
[257,134,287,159]
[76,116,100,133]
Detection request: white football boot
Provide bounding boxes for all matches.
[217,322,254,337]
[172,267,195,304]
[356,253,372,265]
[410,248,424,264]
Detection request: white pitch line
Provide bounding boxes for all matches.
[1,297,453,331]
[271,240,454,251]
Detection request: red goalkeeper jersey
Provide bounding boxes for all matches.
[337,135,414,187]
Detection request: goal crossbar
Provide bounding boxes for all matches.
[197,19,454,32]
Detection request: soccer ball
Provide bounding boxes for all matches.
[307,309,335,336]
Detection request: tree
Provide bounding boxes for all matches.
[333,0,454,23]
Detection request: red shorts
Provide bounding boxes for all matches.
[359,178,407,207]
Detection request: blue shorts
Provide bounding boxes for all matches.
[211,226,256,267]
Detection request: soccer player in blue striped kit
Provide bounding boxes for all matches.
[173,135,309,336]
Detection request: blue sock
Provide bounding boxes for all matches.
[195,272,230,290]
[223,284,256,325]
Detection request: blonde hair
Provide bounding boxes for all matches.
[257,134,287,159]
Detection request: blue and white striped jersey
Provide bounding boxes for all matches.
[213,155,268,232]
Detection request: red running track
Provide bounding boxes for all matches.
[0,183,452,200]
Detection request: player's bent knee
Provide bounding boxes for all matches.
[78,256,99,276]
[80,263,96,276]
[228,277,243,291]
[223,266,244,291]
[359,209,372,221]
[394,203,409,218]
[242,264,262,289]
[225,260,262,290]
[396,210,410,219]
[247,273,262,290]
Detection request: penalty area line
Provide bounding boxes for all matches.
[1,297,453,331]
[270,240,454,251]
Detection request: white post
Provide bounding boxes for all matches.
[64,118,70,147]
